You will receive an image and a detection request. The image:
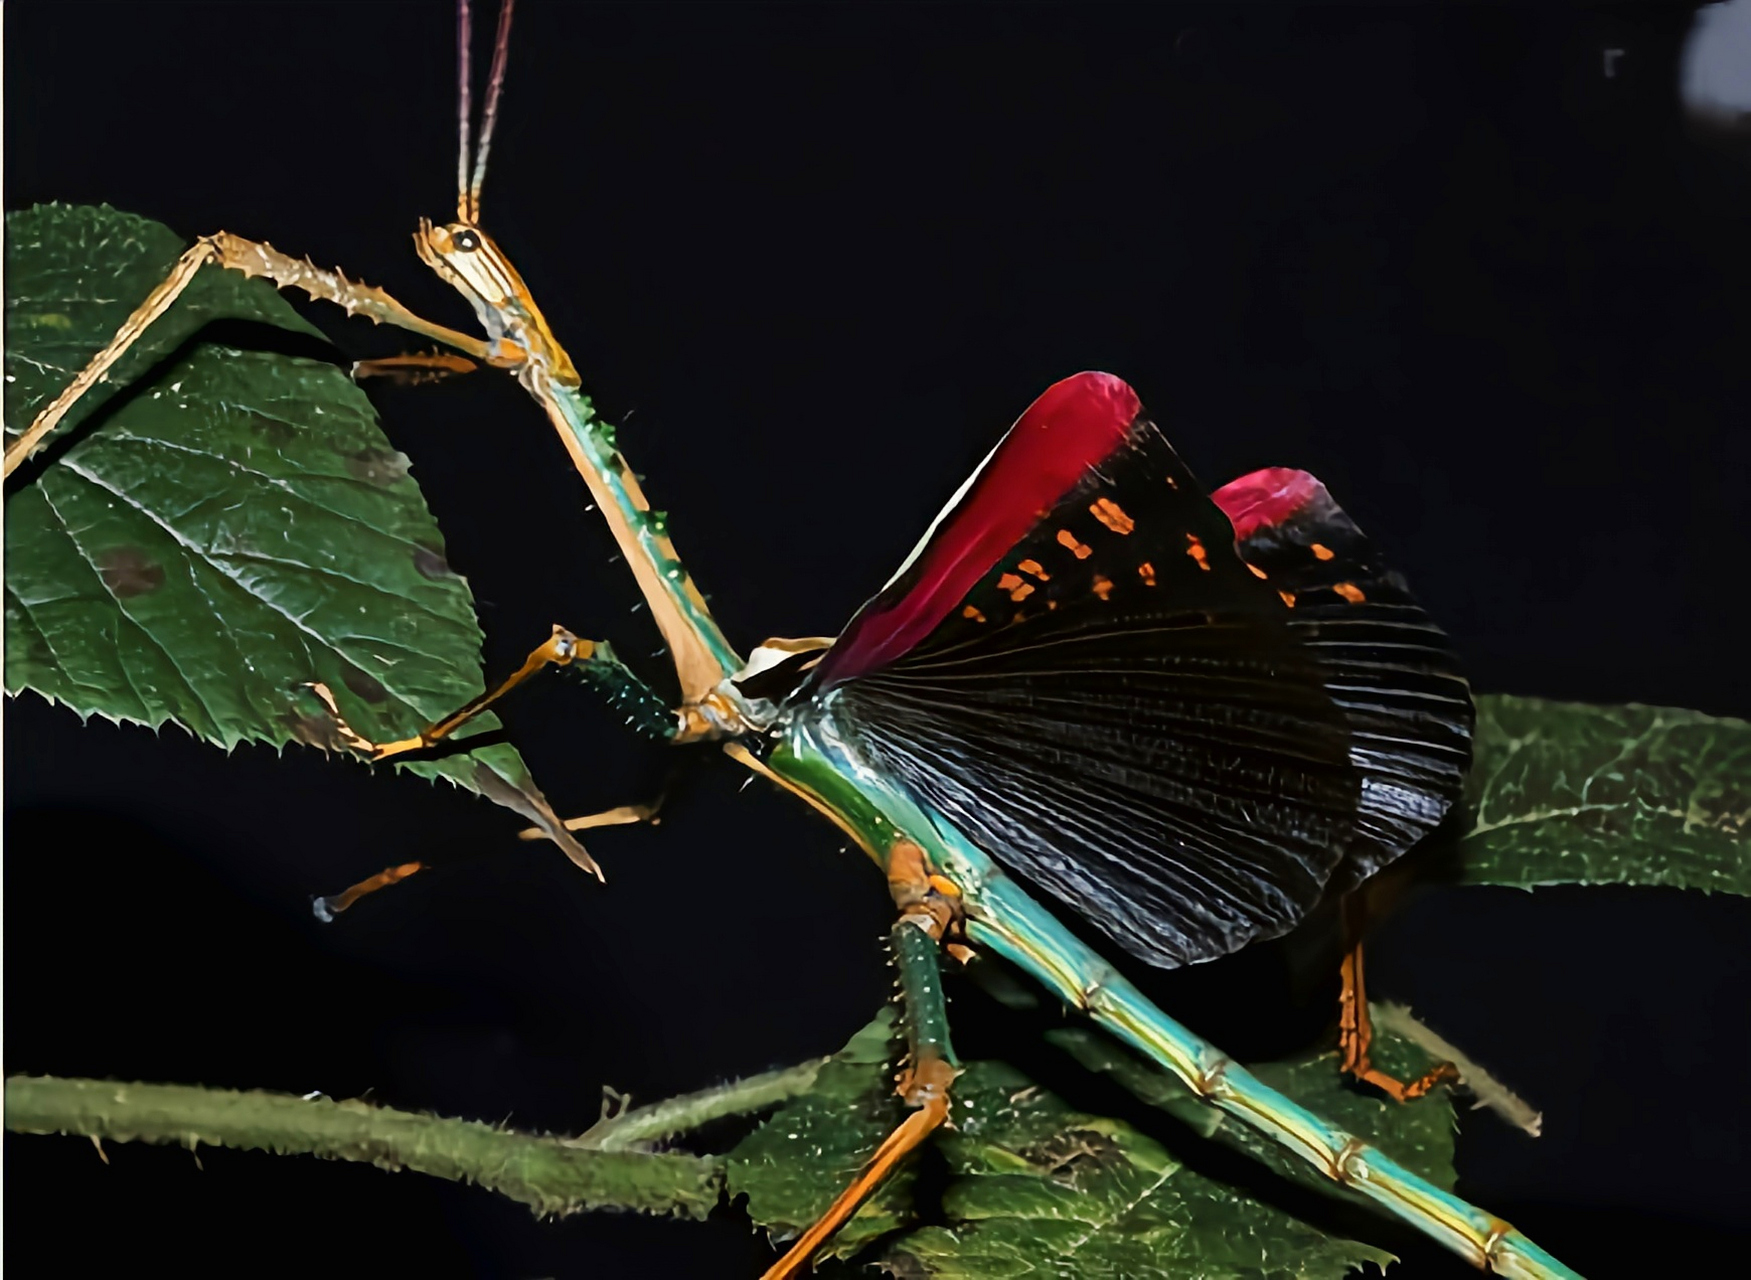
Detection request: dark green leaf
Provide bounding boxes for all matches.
[735,1010,1453,1277]
[727,1009,917,1259]
[1462,695,1750,895]
[4,205,572,848]
[887,1048,1397,1280]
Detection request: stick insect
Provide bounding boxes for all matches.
[11,2,1642,1275]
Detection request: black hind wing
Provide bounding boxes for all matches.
[1214,469,1474,895]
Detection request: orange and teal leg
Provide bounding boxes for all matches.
[762,840,963,1280]
[306,627,674,916]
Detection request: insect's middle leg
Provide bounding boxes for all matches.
[763,839,963,1280]
[304,626,675,900]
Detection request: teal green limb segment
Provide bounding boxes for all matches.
[891,916,959,1072]
[771,720,1582,1280]
[567,639,676,741]
[543,386,742,692]
[4,1075,722,1220]
[963,894,1578,1280]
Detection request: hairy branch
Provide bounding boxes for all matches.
[5,1075,723,1219]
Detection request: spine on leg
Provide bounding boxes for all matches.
[566,641,676,741]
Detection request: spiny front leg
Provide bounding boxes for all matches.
[762,839,964,1280]
[5,231,519,478]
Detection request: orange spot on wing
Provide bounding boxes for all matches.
[1279,589,1297,608]
[1057,529,1093,559]
[1018,558,1050,581]
[1311,542,1335,561]
[1090,497,1135,535]
[997,572,1024,592]
[1185,533,1211,571]
[1138,561,1157,586]
[1092,574,1114,600]
[1333,582,1366,603]
[1246,562,1268,579]
[1164,474,1179,489]
[962,605,986,622]
[1009,581,1036,602]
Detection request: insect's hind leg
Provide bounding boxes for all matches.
[1338,898,1459,1102]
[6,231,514,478]
[762,840,963,1280]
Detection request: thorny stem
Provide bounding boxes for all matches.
[573,1059,829,1153]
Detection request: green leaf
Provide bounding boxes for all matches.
[727,1009,918,1259]
[4,204,575,852]
[1461,695,1751,895]
[734,1011,1450,1277]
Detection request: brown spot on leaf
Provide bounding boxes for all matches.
[413,544,455,580]
[345,447,413,487]
[97,547,165,598]
[251,415,295,447]
[342,665,389,704]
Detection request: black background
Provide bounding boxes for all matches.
[7,2,1749,1276]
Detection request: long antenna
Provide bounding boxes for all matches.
[466,0,517,223]
[457,0,474,220]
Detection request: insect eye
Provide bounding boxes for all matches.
[453,229,481,252]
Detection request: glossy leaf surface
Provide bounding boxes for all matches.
[1461,695,1750,896]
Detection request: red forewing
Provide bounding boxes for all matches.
[813,372,1142,687]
